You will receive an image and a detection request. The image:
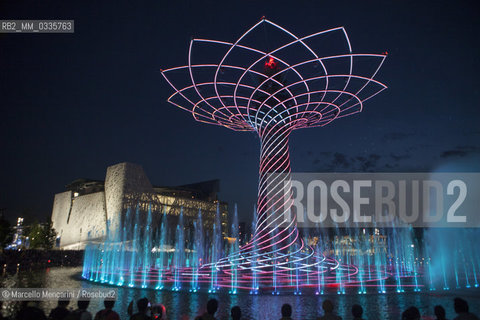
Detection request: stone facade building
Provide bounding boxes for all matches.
[51,162,228,249]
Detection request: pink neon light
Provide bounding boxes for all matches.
[160,18,387,286]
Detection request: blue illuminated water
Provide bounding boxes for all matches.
[82,204,480,295]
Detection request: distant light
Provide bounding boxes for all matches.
[74,192,79,197]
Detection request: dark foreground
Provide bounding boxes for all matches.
[1,267,480,319]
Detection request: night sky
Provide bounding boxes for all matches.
[1,0,479,224]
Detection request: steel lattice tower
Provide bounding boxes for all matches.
[161,18,387,276]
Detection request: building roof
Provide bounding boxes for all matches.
[65,177,220,201]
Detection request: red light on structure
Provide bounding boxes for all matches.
[160,20,388,288]
[47,260,51,263]
[265,57,277,69]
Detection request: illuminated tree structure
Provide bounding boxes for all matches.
[161,18,387,291]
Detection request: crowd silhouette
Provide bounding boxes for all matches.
[7,296,479,320]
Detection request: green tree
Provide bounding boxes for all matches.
[43,220,57,249]
[28,220,57,249]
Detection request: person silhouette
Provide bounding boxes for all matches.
[402,306,420,320]
[434,305,447,320]
[280,304,293,320]
[352,304,364,320]
[94,299,120,320]
[16,301,47,320]
[195,299,218,320]
[68,300,92,320]
[453,298,479,320]
[317,300,342,320]
[130,298,151,320]
[49,299,70,320]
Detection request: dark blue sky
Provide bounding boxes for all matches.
[1,0,479,224]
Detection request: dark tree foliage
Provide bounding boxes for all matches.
[28,220,57,250]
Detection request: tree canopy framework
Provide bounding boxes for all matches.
[161,18,387,289]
